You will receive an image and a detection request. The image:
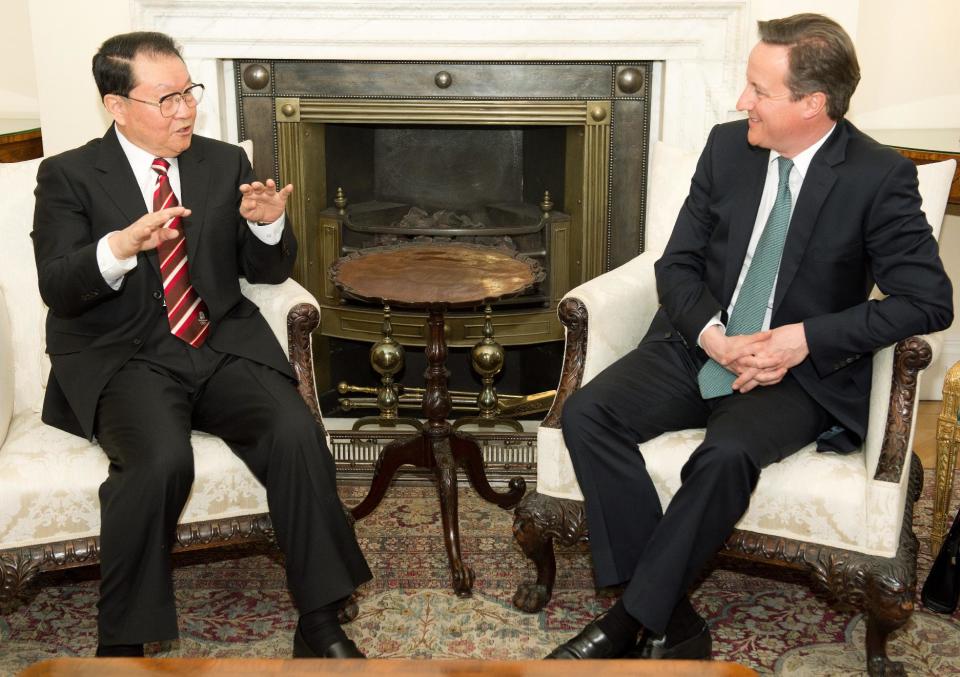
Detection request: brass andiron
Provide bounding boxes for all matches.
[351,305,423,431]
[453,305,523,432]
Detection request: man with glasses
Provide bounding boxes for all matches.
[31,31,371,659]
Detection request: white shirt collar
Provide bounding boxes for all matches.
[114,123,181,210]
[770,123,836,179]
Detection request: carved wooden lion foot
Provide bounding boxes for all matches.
[512,490,589,612]
[867,656,907,677]
[513,582,551,613]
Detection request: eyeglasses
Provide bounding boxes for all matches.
[123,83,205,118]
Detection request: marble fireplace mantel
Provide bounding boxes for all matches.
[132,0,750,150]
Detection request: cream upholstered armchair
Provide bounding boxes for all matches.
[0,144,340,609]
[511,143,956,677]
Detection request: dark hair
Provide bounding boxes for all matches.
[758,13,860,120]
[92,31,183,98]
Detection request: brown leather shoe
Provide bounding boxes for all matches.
[293,623,366,658]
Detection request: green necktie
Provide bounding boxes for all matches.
[698,156,794,399]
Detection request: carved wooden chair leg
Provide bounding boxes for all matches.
[512,491,590,612]
[865,611,909,677]
[0,549,42,607]
[512,499,558,612]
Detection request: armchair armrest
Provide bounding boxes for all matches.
[239,278,323,422]
[542,252,659,428]
[867,335,934,483]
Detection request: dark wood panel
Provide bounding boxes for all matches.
[0,128,42,162]
[892,147,960,206]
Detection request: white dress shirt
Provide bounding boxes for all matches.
[96,125,285,289]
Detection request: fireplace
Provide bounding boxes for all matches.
[235,60,652,414]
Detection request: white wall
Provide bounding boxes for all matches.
[0,0,40,118]
[847,0,960,397]
[27,0,130,155]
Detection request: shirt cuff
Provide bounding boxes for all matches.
[697,314,725,348]
[247,213,285,245]
[97,233,137,290]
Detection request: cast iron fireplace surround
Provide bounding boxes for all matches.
[235,60,652,414]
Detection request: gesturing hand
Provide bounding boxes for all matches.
[239,178,294,224]
[108,206,190,260]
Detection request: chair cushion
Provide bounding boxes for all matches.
[539,424,900,557]
[0,411,269,551]
[638,432,874,553]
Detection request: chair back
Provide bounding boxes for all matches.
[862,158,956,479]
[0,158,47,418]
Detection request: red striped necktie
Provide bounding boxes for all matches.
[152,157,209,348]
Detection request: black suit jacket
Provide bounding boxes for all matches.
[31,127,298,439]
[653,119,953,447]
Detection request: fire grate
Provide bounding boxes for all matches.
[329,429,538,487]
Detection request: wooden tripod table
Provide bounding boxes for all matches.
[330,243,543,596]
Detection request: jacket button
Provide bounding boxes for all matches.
[153,290,163,300]
[663,331,672,339]
[133,338,142,346]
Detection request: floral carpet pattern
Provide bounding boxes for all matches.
[2,471,959,675]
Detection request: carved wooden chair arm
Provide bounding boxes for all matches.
[239,278,324,426]
[542,252,659,428]
[874,335,932,482]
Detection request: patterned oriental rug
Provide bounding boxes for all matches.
[2,470,959,676]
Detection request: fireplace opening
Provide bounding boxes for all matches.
[235,60,652,419]
[324,123,569,310]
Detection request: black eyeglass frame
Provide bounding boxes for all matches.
[122,83,205,118]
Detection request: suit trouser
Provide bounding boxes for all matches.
[93,324,371,645]
[561,330,831,635]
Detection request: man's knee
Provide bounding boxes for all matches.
[682,441,759,491]
[137,442,195,489]
[263,403,328,457]
[561,385,609,435]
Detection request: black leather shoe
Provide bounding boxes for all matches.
[629,620,712,660]
[545,619,626,659]
[293,623,366,658]
[95,643,145,657]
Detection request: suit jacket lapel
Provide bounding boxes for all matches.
[177,141,210,266]
[94,127,150,232]
[772,123,845,312]
[93,127,162,279]
[723,145,769,307]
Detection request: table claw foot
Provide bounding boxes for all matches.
[452,561,476,598]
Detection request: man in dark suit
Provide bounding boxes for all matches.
[546,13,953,660]
[31,32,371,658]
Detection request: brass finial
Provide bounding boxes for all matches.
[540,190,554,214]
[334,187,348,214]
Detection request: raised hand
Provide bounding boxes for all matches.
[239,178,294,224]
[108,206,190,260]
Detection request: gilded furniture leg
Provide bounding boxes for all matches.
[932,360,960,553]
[511,490,589,612]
